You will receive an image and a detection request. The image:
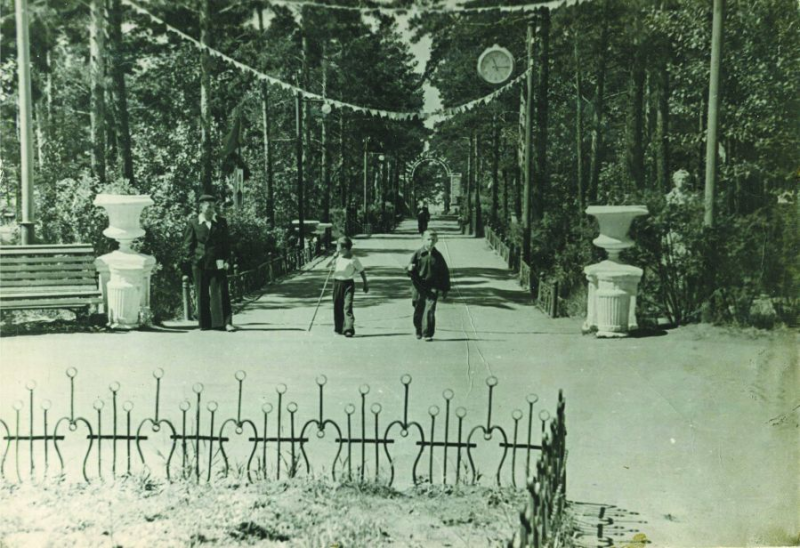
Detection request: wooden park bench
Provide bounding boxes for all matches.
[0,244,103,313]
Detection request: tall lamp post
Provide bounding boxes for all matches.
[15,0,35,244]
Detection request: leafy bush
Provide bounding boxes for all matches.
[628,190,800,327]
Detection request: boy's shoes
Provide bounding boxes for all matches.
[225,324,238,332]
[334,330,343,335]
[415,333,422,340]
[424,337,433,342]
[344,331,354,338]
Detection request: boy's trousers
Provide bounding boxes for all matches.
[412,287,438,338]
[332,279,356,334]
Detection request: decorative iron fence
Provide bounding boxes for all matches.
[536,279,559,319]
[520,260,534,294]
[181,237,327,321]
[508,390,567,548]
[486,227,560,319]
[0,369,564,491]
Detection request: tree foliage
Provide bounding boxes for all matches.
[1,0,797,326]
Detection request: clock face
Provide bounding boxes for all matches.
[478,47,514,85]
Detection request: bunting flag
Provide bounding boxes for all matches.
[267,0,581,14]
[122,0,532,122]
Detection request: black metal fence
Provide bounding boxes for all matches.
[0,369,564,489]
[485,227,560,318]
[508,391,568,548]
[181,236,328,321]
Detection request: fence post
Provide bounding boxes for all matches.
[233,263,240,301]
[182,275,192,321]
[551,281,559,318]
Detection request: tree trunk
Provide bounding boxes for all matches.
[491,114,499,227]
[466,134,473,235]
[296,93,304,249]
[35,103,44,171]
[626,12,646,191]
[109,0,134,185]
[534,7,550,222]
[573,4,584,218]
[655,50,671,193]
[588,0,609,203]
[90,0,106,186]
[474,130,484,237]
[321,48,330,223]
[200,0,213,194]
[522,20,535,261]
[514,149,522,221]
[257,8,274,226]
[339,115,347,209]
[502,166,509,228]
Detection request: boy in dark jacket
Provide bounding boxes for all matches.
[407,229,450,341]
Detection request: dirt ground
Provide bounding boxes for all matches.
[1,219,798,547]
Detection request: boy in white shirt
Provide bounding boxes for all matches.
[331,236,369,337]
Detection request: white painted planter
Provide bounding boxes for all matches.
[94,194,156,330]
[583,205,648,338]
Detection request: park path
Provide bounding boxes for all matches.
[1,217,797,547]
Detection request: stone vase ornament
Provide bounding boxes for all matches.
[94,194,157,330]
[583,205,648,338]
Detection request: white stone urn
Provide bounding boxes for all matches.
[583,205,648,337]
[93,194,157,330]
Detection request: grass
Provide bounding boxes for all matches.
[0,475,530,547]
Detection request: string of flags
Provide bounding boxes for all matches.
[122,0,531,122]
[266,0,575,14]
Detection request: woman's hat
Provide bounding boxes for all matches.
[198,194,217,203]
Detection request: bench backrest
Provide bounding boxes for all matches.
[0,244,99,291]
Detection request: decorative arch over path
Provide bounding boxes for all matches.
[406,153,452,182]
[405,153,462,212]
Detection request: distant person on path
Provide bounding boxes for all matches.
[407,230,450,341]
[417,204,430,234]
[332,236,369,337]
[182,194,236,332]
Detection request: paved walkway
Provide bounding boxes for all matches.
[1,217,797,546]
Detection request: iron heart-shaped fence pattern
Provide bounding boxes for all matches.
[0,368,565,493]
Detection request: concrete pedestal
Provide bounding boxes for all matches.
[94,194,156,330]
[95,250,156,329]
[583,261,643,337]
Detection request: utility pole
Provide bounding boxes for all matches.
[90,0,106,187]
[15,0,35,243]
[296,92,304,250]
[702,0,724,322]
[522,21,535,262]
[704,0,724,228]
